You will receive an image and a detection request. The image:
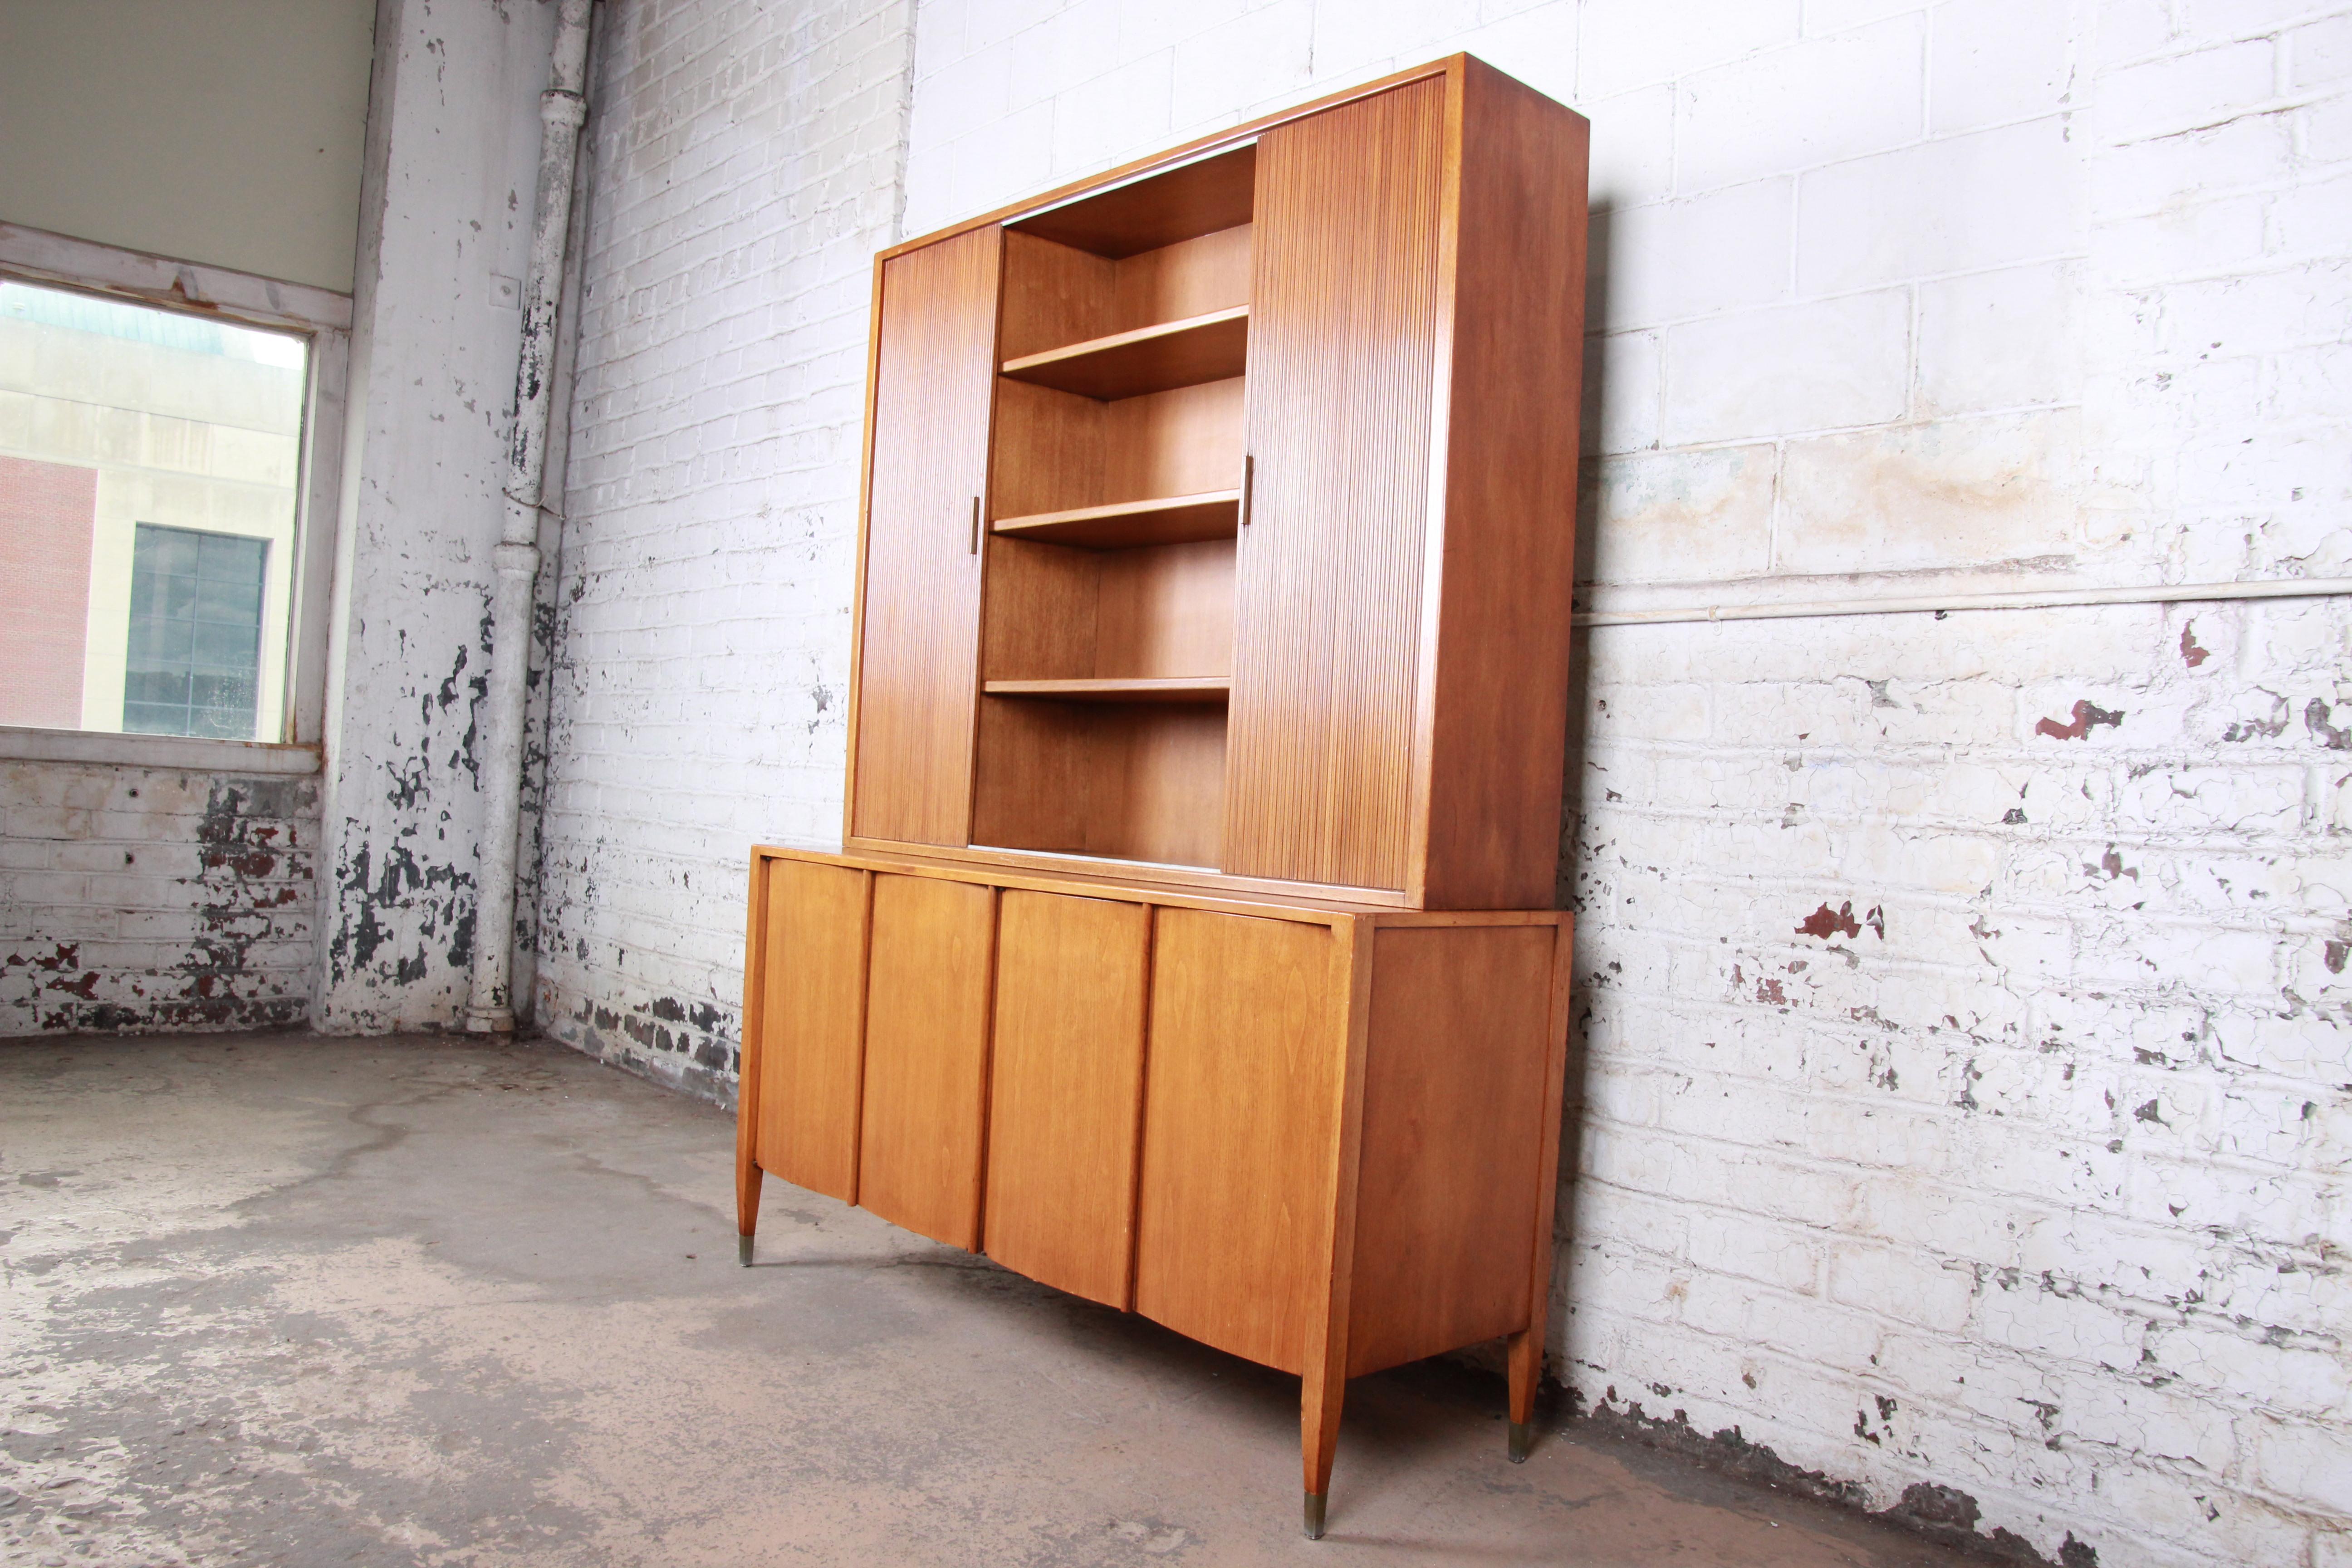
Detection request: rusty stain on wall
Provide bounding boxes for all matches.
[2034,700,2125,741]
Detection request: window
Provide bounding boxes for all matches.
[0,249,336,751]
[123,524,270,738]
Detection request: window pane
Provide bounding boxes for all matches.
[195,577,264,625]
[191,618,258,668]
[196,533,267,581]
[0,279,305,738]
[125,668,191,706]
[121,524,267,739]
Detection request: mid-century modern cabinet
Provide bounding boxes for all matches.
[737,54,1589,1539]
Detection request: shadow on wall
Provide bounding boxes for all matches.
[1545,184,1608,1432]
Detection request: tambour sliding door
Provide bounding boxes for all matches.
[849,225,1004,848]
[1220,80,1449,893]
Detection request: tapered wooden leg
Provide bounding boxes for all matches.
[736,853,772,1268]
[1303,1360,1346,1539]
[1507,1327,1540,1461]
[736,1156,762,1265]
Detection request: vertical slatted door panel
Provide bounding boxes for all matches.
[1133,909,1342,1373]
[1221,81,1447,893]
[982,892,1152,1307]
[856,874,998,1250]
[754,859,872,1203]
[850,227,1004,847]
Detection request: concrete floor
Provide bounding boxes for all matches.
[0,1036,1986,1568]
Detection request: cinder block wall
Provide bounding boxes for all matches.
[529,2,2351,1563]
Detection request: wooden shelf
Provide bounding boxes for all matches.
[984,677,1231,705]
[993,490,1240,549]
[1009,143,1258,259]
[1001,308,1248,402]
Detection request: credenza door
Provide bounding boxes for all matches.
[982,891,1151,1307]
[849,226,1003,848]
[856,875,997,1249]
[753,858,871,1202]
[1221,80,1448,893]
[1133,908,1345,1373]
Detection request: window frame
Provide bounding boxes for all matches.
[0,220,349,770]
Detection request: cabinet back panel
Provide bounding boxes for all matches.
[1104,378,1246,504]
[1135,909,1340,1373]
[1345,923,1553,1376]
[852,228,1003,848]
[856,875,997,1250]
[1222,81,1446,894]
[1000,231,1110,361]
[991,378,1105,520]
[1112,225,1252,333]
[983,892,1152,1307]
[981,537,1232,682]
[972,699,1226,867]
[995,377,1245,523]
[754,859,870,1203]
[980,537,1099,681]
[1095,541,1235,678]
[1000,225,1253,363]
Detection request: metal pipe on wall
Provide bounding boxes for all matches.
[466,0,596,1033]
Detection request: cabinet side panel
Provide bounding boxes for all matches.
[983,892,1151,1307]
[1345,922,1553,1376]
[1222,79,1446,895]
[851,226,1004,848]
[1420,63,1589,908]
[755,860,872,1202]
[1134,909,1339,1372]
[856,874,997,1249]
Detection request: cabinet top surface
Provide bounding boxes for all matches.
[753,845,1568,928]
[877,54,1583,265]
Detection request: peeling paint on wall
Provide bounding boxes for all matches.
[1,766,317,1035]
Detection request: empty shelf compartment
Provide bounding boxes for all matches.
[1002,308,1248,402]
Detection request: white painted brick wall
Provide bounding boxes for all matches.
[1,762,317,1034]
[529,0,916,1096]
[313,0,564,1031]
[522,1,2351,1562]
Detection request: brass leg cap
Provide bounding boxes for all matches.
[1303,1491,1326,1539]
[1509,1421,1533,1463]
[738,1234,754,1267]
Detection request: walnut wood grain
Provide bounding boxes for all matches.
[990,377,1244,524]
[1415,59,1589,908]
[1344,922,1555,1376]
[1304,913,1375,1513]
[1002,307,1249,402]
[855,874,997,1250]
[992,489,1239,549]
[970,698,1228,867]
[1133,909,1342,1373]
[984,678,1230,703]
[982,892,1152,1307]
[1009,144,1258,258]
[1222,79,1447,894]
[735,854,770,1247]
[752,858,872,1204]
[980,536,1233,683]
[1511,912,1578,1432]
[849,226,1002,848]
